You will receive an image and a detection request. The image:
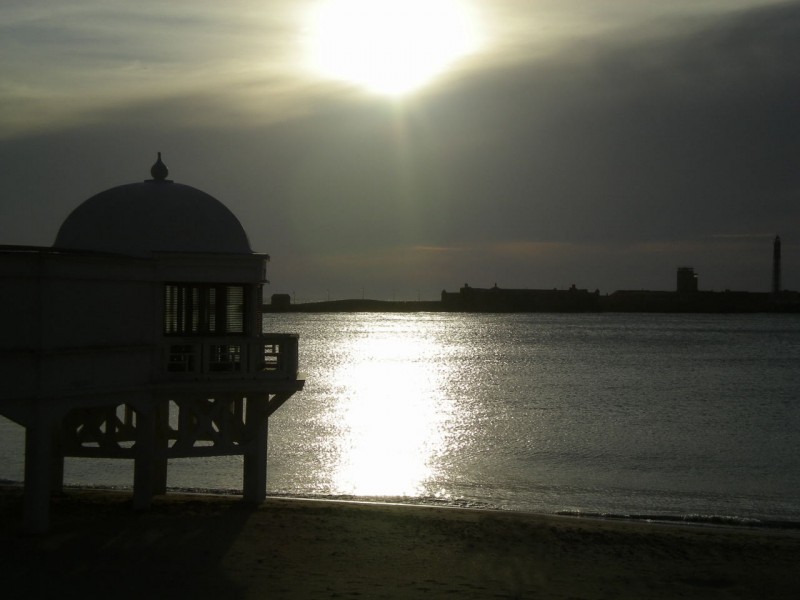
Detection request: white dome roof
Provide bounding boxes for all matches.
[54,154,252,256]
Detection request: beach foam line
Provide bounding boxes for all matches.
[6,480,799,534]
[556,509,800,531]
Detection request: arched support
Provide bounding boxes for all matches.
[17,384,302,530]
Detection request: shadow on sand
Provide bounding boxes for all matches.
[0,486,257,599]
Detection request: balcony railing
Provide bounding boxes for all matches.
[162,334,299,381]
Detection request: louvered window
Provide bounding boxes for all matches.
[164,284,247,336]
[225,285,244,334]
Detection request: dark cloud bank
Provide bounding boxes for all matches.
[2,2,799,298]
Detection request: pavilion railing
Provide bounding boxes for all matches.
[162,333,299,381]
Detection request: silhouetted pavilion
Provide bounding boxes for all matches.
[0,154,304,532]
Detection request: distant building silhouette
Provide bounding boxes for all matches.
[270,293,292,310]
[676,267,698,293]
[441,283,600,312]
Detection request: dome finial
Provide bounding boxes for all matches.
[150,152,169,181]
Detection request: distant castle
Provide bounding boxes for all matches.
[440,236,798,313]
[440,283,601,312]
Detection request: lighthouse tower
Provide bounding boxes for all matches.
[772,235,782,296]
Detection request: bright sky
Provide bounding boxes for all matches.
[1,0,798,300]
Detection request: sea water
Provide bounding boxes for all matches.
[2,312,799,525]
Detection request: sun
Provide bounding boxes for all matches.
[306,0,481,96]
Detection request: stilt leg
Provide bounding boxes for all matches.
[152,401,168,496]
[133,407,156,510]
[50,424,65,495]
[23,413,55,533]
[243,397,269,504]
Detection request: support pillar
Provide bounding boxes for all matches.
[23,411,57,534]
[152,456,168,496]
[243,397,269,504]
[132,405,156,510]
[152,400,169,496]
[50,424,65,495]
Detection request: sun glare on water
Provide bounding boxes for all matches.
[320,322,461,498]
[306,0,481,96]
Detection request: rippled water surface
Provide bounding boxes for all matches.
[2,313,799,523]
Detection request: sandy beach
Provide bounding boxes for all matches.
[2,486,799,599]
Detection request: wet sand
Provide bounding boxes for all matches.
[2,486,799,599]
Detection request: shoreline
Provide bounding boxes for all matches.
[4,481,799,532]
[3,486,799,599]
[263,293,800,314]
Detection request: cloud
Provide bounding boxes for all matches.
[1,1,799,298]
[0,0,306,138]
[407,1,800,244]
